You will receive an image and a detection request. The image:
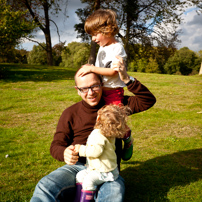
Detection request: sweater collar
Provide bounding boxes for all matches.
[82,98,105,112]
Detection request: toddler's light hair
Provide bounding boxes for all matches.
[94,104,131,138]
[85,9,119,37]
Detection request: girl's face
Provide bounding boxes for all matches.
[92,33,112,47]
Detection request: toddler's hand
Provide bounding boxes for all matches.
[112,56,130,83]
[78,64,93,77]
[74,144,81,153]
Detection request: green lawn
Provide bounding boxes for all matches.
[0,64,202,202]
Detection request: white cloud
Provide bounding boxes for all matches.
[21,2,202,53]
[177,9,202,52]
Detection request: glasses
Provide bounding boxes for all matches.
[77,84,102,93]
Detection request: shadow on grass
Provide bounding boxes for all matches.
[121,149,202,202]
[0,63,77,82]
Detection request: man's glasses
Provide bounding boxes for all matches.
[76,84,102,93]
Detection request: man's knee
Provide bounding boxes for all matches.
[31,164,85,201]
[96,176,125,202]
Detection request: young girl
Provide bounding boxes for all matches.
[77,9,133,161]
[74,104,131,202]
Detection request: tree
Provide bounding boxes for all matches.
[9,0,68,66]
[137,58,148,73]
[52,42,65,66]
[145,57,161,73]
[27,43,47,65]
[0,0,35,58]
[27,42,65,66]
[75,0,202,66]
[164,47,201,75]
[196,50,202,62]
[60,42,90,68]
[127,44,176,73]
[0,47,28,63]
[146,46,177,73]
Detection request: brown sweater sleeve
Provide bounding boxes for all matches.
[123,78,156,113]
[50,109,73,162]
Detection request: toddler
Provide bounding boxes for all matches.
[74,104,131,202]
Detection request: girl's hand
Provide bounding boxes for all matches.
[74,144,81,153]
[78,64,94,77]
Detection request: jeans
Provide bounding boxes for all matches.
[30,162,125,202]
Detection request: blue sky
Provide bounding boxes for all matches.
[20,0,202,52]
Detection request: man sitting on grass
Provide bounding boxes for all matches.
[30,56,156,202]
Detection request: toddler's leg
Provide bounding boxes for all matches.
[80,170,103,202]
[122,128,134,161]
[74,169,89,202]
[80,190,96,202]
[73,182,82,202]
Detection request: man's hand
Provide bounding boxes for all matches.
[112,56,130,84]
[64,145,79,165]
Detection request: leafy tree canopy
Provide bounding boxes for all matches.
[75,0,202,63]
[164,47,201,75]
[60,42,90,68]
[196,50,202,61]
[27,43,47,65]
[0,0,35,56]
[8,0,68,65]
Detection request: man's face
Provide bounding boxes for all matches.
[75,73,102,106]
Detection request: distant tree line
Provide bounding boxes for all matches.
[1,0,202,67]
[1,42,201,76]
[1,0,202,75]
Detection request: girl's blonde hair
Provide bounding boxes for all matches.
[94,104,131,138]
[85,9,119,37]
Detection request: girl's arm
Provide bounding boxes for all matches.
[79,131,106,158]
[79,143,104,158]
[78,64,117,77]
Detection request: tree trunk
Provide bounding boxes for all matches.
[199,62,202,75]
[45,33,53,66]
[88,41,96,65]
[43,0,53,66]
[88,0,100,64]
[124,10,131,70]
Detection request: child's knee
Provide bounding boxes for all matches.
[76,169,88,183]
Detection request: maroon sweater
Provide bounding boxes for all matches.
[50,78,156,166]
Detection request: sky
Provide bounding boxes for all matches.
[20,0,202,53]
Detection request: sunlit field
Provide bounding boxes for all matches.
[0,64,202,201]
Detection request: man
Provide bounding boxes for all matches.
[31,56,156,202]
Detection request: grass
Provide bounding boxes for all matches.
[0,63,202,202]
